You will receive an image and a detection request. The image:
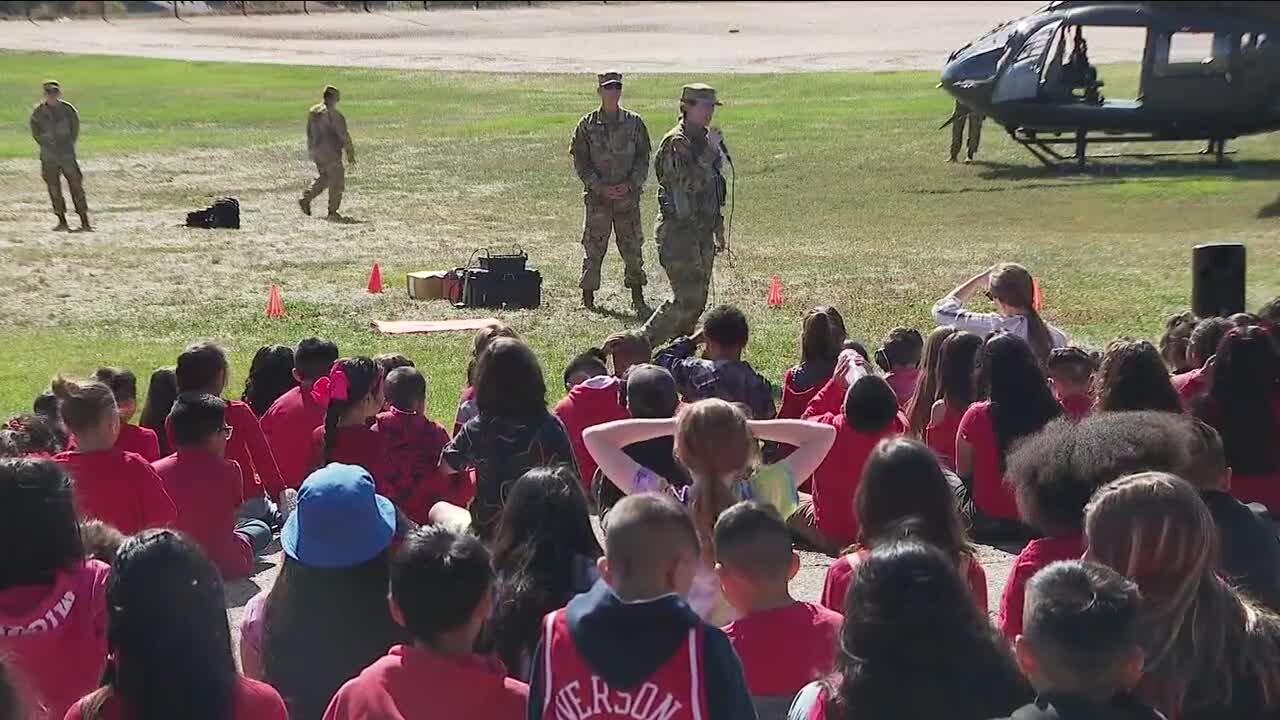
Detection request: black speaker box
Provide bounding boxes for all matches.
[1192,243,1246,318]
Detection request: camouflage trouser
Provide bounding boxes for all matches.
[41,156,87,216]
[641,215,717,346]
[579,193,647,291]
[302,156,345,214]
[951,105,984,160]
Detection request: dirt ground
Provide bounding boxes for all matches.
[2,0,1046,646]
[0,0,1144,74]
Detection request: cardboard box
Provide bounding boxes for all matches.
[407,271,447,300]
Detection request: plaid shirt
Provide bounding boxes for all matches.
[656,337,777,420]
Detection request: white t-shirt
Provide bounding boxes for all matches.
[932,294,1069,347]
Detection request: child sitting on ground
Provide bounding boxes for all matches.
[877,326,924,410]
[526,494,755,720]
[1172,317,1232,404]
[994,560,1159,720]
[323,526,529,720]
[373,366,454,524]
[262,337,340,490]
[656,304,776,420]
[175,341,287,522]
[797,351,907,554]
[603,330,652,378]
[153,393,273,581]
[555,349,629,494]
[51,376,176,534]
[311,358,388,481]
[779,307,847,419]
[94,367,161,461]
[139,368,178,457]
[454,322,519,435]
[1158,311,1199,375]
[1046,347,1096,422]
[0,413,67,458]
[717,501,842,718]
[1180,417,1280,610]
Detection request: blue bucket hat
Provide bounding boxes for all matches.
[282,463,397,569]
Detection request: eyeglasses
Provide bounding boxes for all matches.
[221,424,234,440]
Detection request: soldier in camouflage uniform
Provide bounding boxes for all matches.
[299,85,356,221]
[640,83,727,346]
[948,99,983,163]
[29,80,90,232]
[570,71,653,315]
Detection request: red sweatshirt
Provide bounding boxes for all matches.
[722,601,843,699]
[998,533,1085,639]
[821,548,988,614]
[802,378,906,548]
[166,400,285,500]
[54,449,176,534]
[553,376,629,492]
[778,366,826,420]
[311,424,388,481]
[372,410,453,524]
[66,676,288,720]
[0,560,110,720]
[113,423,160,463]
[323,644,529,720]
[152,449,253,580]
[261,385,328,490]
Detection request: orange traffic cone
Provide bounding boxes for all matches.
[367,261,384,294]
[266,284,285,318]
[767,274,784,307]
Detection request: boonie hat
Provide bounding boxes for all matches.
[680,83,722,106]
[42,80,60,94]
[598,71,623,87]
[282,463,396,569]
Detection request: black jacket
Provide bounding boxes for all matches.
[526,580,756,720]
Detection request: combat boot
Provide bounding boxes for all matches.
[77,212,93,232]
[631,287,651,317]
[582,289,595,310]
[52,214,69,232]
[299,198,312,216]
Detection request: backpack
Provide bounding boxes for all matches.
[185,197,240,229]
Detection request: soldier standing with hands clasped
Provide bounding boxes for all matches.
[30,80,91,232]
[570,71,653,315]
[299,85,356,221]
[640,83,727,346]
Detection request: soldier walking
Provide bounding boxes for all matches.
[30,80,91,232]
[640,83,727,346]
[948,99,983,163]
[570,71,653,315]
[299,85,356,221]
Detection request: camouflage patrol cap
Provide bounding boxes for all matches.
[597,71,623,88]
[42,80,60,94]
[680,83,722,106]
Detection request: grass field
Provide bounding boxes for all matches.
[2,52,1279,418]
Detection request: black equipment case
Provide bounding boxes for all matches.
[457,247,542,309]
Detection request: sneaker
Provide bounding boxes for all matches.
[299,198,312,216]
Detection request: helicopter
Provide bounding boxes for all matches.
[940,1,1280,167]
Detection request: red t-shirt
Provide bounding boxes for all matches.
[998,533,1084,639]
[65,676,288,720]
[779,367,826,420]
[165,400,285,500]
[372,410,453,524]
[1172,367,1208,405]
[261,385,329,490]
[113,423,160,463]
[152,449,253,580]
[957,401,1019,521]
[721,602,843,698]
[1056,393,1092,423]
[821,549,987,615]
[310,424,387,481]
[925,401,967,471]
[323,644,528,720]
[0,560,109,720]
[54,449,176,535]
[553,376,629,492]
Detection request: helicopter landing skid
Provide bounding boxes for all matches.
[1011,130,1235,169]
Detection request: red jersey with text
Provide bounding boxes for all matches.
[540,608,709,720]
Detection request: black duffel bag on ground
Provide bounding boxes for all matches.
[186,197,240,229]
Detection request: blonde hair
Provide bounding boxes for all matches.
[989,263,1052,364]
[49,375,116,433]
[673,400,758,563]
[466,322,519,386]
[1085,472,1280,717]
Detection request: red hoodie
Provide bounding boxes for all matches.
[0,559,110,720]
[54,449,177,535]
[553,376,629,492]
[372,410,453,524]
[323,644,528,720]
[801,378,906,548]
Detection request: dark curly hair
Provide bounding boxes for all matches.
[241,344,297,417]
[1195,326,1280,475]
[1093,339,1183,414]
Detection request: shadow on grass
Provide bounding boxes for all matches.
[975,158,1280,182]
[1258,196,1280,219]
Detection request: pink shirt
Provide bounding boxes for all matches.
[0,560,110,720]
